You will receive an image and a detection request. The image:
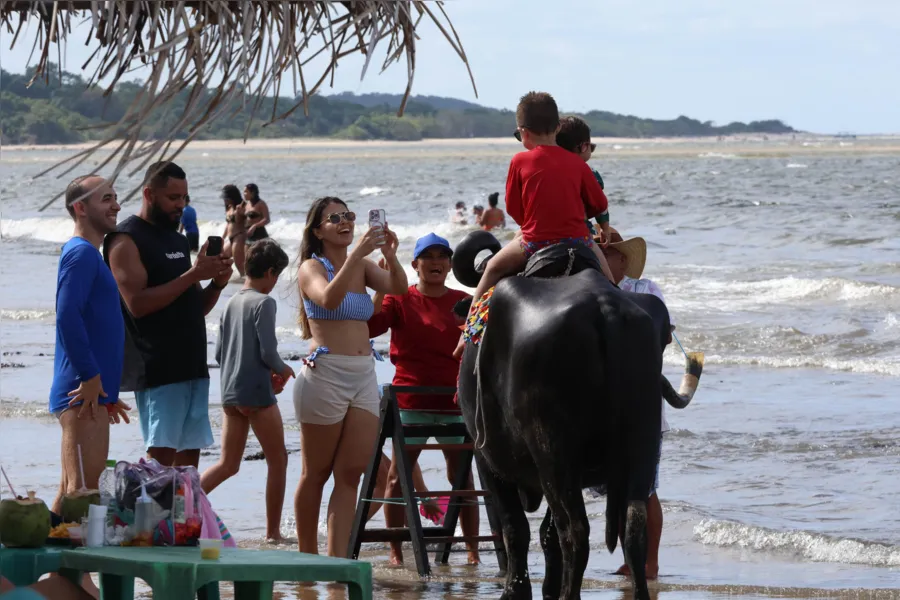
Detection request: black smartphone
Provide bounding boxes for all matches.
[206,236,223,257]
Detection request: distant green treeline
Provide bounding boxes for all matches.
[0,66,795,145]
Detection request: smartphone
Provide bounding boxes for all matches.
[206,236,223,257]
[368,209,386,246]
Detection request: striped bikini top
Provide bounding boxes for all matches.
[302,254,374,322]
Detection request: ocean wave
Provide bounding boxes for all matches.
[359,186,389,196]
[0,215,506,260]
[1,216,231,245]
[0,309,55,320]
[694,518,900,567]
[696,353,900,377]
[698,152,738,159]
[668,276,900,311]
[1,217,74,243]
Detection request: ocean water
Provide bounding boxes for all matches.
[1,137,899,599]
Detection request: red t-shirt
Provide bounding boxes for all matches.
[505,145,609,243]
[368,285,471,412]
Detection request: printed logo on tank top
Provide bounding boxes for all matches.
[166,251,186,259]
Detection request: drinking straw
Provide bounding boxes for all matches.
[0,464,17,498]
[77,444,88,492]
[672,331,690,360]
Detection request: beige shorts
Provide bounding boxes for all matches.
[293,354,380,425]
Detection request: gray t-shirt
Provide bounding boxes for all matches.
[215,288,288,407]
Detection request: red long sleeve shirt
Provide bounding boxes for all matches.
[505,145,609,243]
[368,285,471,412]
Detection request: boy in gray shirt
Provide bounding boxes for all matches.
[201,239,294,542]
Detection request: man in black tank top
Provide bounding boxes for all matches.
[105,161,234,468]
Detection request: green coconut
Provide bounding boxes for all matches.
[0,491,51,548]
[60,489,101,523]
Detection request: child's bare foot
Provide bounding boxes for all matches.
[615,563,630,576]
[388,552,404,567]
[265,534,288,545]
[467,551,481,566]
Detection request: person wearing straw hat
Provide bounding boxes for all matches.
[593,226,674,581]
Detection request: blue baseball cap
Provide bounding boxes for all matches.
[413,233,453,259]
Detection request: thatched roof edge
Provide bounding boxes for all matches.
[0,1,476,206]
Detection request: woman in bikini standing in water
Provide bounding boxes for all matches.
[243,183,271,244]
[293,196,408,557]
[222,184,247,278]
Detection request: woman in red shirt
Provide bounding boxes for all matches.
[368,232,481,566]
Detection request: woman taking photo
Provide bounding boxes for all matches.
[222,184,247,278]
[294,196,407,557]
[243,183,271,243]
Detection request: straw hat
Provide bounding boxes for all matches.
[594,227,647,280]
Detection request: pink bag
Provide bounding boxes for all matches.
[198,489,237,548]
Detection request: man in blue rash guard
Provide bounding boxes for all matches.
[49,175,131,517]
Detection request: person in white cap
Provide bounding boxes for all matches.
[595,226,674,581]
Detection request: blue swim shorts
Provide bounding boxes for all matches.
[134,378,213,452]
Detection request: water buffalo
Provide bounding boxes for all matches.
[452,231,702,600]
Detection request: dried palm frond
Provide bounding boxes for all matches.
[0,1,476,208]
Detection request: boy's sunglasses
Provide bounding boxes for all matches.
[585,142,597,152]
[322,211,356,225]
[513,128,524,142]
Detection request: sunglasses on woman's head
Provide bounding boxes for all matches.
[322,211,356,225]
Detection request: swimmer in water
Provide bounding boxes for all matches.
[451,201,468,225]
[480,192,506,231]
[243,183,271,243]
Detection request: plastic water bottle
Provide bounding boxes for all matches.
[99,459,117,534]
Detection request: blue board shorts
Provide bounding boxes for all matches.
[135,378,213,452]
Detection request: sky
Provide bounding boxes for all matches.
[1,0,898,134]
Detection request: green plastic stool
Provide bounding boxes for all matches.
[0,547,63,587]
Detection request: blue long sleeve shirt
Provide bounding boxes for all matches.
[49,237,125,413]
[181,205,199,234]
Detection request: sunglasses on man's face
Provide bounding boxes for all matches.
[322,211,356,225]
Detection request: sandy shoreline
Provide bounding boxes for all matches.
[4,133,900,159]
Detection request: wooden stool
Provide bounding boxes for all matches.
[348,385,506,576]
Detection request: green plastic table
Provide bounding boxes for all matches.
[0,547,63,587]
[59,546,373,600]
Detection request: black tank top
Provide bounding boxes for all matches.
[104,215,209,391]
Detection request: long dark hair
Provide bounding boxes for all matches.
[297,196,348,340]
[221,184,242,209]
[245,183,261,205]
